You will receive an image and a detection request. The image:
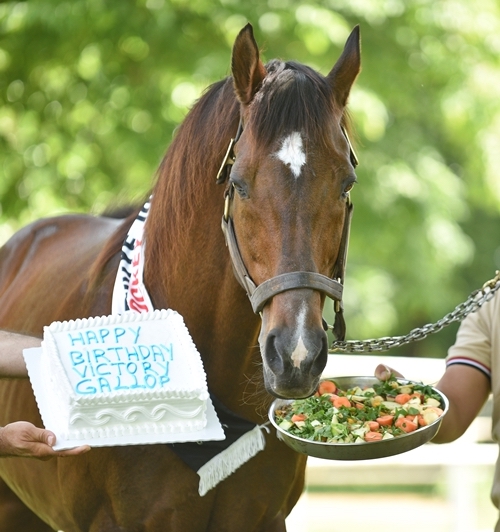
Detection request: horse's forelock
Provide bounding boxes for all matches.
[248,60,339,149]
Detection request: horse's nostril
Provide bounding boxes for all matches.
[265,331,285,376]
[310,332,328,377]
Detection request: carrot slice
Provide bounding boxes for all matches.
[333,396,351,409]
[395,417,418,433]
[291,414,307,422]
[395,393,411,405]
[416,414,427,427]
[318,380,337,395]
[364,431,383,442]
[376,415,394,427]
[328,394,339,403]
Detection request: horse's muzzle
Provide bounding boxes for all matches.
[260,325,328,399]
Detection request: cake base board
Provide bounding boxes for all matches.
[24,347,225,450]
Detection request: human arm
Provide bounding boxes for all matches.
[0,422,91,459]
[0,330,41,378]
[431,364,490,443]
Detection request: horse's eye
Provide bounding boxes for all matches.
[343,178,356,197]
[230,175,249,199]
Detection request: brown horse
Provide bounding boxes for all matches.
[0,24,360,532]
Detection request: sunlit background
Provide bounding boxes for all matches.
[1,1,499,530]
[1,0,500,358]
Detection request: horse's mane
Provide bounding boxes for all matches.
[146,79,240,259]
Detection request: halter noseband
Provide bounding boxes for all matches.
[216,119,356,341]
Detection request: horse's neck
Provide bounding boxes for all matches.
[144,188,265,421]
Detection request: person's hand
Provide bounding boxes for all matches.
[374,363,404,381]
[0,422,91,460]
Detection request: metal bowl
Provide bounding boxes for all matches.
[268,376,449,461]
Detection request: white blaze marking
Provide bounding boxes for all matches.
[291,335,308,368]
[276,132,306,178]
[290,304,309,368]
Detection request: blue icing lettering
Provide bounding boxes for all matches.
[72,364,88,378]
[114,376,129,390]
[76,380,96,394]
[125,346,140,361]
[93,349,110,364]
[160,343,174,361]
[144,374,157,388]
[110,362,126,375]
[84,355,96,377]
[126,362,138,375]
[142,361,157,375]
[128,326,141,343]
[70,350,85,366]
[150,344,166,361]
[107,346,124,361]
[113,327,126,343]
[66,325,178,393]
[85,330,99,345]
[98,378,112,393]
[96,363,111,376]
[152,345,168,362]
[139,345,151,360]
[155,360,169,377]
[68,332,85,346]
[98,328,110,343]
[129,373,146,389]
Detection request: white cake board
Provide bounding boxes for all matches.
[23,347,226,451]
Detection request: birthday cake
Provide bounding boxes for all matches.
[39,309,209,440]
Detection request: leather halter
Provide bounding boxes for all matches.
[216,120,356,341]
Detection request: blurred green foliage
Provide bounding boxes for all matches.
[1,0,499,358]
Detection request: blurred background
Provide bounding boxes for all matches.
[1,2,499,530]
[1,0,500,359]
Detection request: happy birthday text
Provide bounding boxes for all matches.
[64,326,173,395]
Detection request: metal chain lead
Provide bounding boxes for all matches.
[329,270,500,353]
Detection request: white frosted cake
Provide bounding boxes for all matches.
[39,309,209,440]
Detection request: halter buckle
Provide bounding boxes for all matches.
[216,138,236,184]
[341,126,358,168]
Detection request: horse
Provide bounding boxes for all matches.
[0,23,360,532]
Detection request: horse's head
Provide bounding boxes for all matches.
[221,24,360,399]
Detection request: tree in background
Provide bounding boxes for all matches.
[0,0,499,358]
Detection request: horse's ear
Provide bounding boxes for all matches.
[231,23,267,105]
[327,25,361,108]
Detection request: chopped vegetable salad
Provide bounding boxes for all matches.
[274,377,444,444]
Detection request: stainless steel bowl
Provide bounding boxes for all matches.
[268,376,449,461]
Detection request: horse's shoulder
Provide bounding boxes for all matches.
[0,213,129,287]
[2,213,124,251]
[0,213,134,326]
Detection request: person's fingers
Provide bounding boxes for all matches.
[30,428,90,457]
[33,428,56,446]
[54,445,91,457]
[375,363,404,380]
